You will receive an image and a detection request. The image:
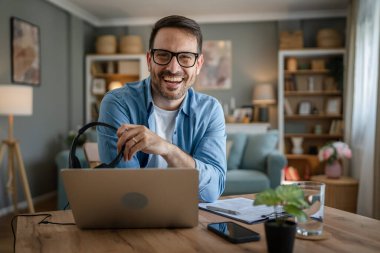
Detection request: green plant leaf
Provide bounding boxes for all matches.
[253,189,281,206]
[284,205,308,222]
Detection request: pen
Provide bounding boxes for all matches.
[206,205,241,215]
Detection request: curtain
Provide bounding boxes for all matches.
[348,0,380,217]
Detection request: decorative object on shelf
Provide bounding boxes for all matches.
[120,35,143,54]
[318,141,352,179]
[286,58,297,71]
[311,59,326,70]
[325,97,342,115]
[298,101,312,115]
[95,35,117,54]
[196,40,232,90]
[11,17,40,86]
[329,120,344,135]
[314,124,323,134]
[284,99,293,115]
[0,84,35,213]
[284,166,301,181]
[291,137,304,154]
[108,81,123,90]
[316,29,343,48]
[323,77,337,91]
[254,185,308,253]
[232,107,253,123]
[92,78,106,95]
[252,83,276,122]
[279,31,304,49]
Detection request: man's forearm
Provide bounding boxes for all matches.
[162,143,196,168]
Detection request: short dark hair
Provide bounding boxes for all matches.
[149,15,203,53]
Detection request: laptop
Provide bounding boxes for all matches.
[61,168,199,229]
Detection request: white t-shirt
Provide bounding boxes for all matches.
[146,104,179,168]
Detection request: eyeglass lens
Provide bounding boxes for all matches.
[152,49,197,68]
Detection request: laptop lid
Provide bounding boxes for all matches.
[61,168,199,229]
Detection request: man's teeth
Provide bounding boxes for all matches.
[163,76,183,82]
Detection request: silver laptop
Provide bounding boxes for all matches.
[61,168,199,229]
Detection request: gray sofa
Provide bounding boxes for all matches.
[223,130,286,195]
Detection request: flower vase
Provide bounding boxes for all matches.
[325,160,342,179]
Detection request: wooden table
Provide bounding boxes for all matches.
[16,198,380,253]
[311,175,359,213]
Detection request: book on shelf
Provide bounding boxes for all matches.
[284,98,293,115]
[118,61,140,75]
[91,62,104,75]
[284,76,297,91]
[329,120,344,135]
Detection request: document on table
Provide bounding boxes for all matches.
[199,197,284,224]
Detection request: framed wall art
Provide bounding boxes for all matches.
[195,40,231,90]
[11,17,41,86]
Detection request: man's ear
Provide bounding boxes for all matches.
[146,51,152,72]
[196,54,204,75]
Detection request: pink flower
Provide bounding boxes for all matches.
[319,141,352,162]
[343,148,352,158]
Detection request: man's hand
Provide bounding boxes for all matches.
[116,124,170,161]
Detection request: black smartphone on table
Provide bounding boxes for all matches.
[207,221,260,243]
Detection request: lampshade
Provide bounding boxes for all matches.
[252,83,276,105]
[0,85,33,115]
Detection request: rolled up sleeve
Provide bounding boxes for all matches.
[193,103,226,202]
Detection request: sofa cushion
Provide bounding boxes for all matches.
[226,133,247,170]
[240,130,278,172]
[223,170,270,195]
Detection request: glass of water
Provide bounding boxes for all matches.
[295,181,326,236]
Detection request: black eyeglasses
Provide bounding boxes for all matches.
[150,49,199,68]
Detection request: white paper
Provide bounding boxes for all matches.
[199,197,284,224]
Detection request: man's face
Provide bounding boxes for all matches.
[147,27,203,105]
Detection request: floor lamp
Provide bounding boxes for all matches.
[0,85,35,213]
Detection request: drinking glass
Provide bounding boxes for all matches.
[295,181,325,236]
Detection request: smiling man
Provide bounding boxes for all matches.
[97,15,226,202]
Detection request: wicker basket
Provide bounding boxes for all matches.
[95,35,117,54]
[120,35,143,54]
[317,29,342,48]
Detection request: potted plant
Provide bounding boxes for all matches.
[253,185,309,253]
[318,141,352,178]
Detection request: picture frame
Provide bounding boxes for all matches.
[195,40,232,90]
[92,78,106,95]
[325,97,342,115]
[298,101,312,115]
[11,17,41,86]
[232,107,253,123]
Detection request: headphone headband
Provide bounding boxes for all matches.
[69,122,125,168]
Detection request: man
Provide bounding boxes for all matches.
[97,15,226,202]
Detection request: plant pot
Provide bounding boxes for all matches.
[264,220,296,253]
[325,160,342,179]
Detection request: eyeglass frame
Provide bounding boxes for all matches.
[150,49,199,68]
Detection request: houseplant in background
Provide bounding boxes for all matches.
[318,141,352,178]
[254,185,309,253]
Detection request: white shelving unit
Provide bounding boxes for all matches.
[85,54,149,123]
[278,48,347,153]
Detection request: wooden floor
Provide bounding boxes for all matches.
[0,195,57,253]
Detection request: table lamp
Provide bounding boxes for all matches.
[252,83,276,122]
[0,84,35,213]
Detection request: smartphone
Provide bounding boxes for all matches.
[207,221,260,243]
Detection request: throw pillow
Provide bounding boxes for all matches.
[226,140,233,160]
[226,133,248,170]
[240,130,278,171]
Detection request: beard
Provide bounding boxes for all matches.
[151,69,196,100]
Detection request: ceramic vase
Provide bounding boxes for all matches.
[325,160,342,179]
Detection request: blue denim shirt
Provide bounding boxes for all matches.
[97,77,226,202]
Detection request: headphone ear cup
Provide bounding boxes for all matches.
[72,156,82,168]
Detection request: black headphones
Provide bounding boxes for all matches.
[69,121,126,168]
